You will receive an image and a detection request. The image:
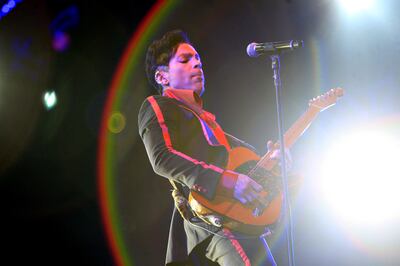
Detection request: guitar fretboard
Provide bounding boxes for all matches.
[255,105,321,171]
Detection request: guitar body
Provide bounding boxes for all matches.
[189,146,283,234]
[188,87,344,234]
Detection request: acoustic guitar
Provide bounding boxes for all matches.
[188,88,344,234]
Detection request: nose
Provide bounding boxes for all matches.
[193,57,202,69]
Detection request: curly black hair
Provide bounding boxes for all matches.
[145,29,191,94]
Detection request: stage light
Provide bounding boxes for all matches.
[7,0,16,8]
[43,91,57,110]
[319,129,400,227]
[2,5,10,13]
[0,0,22,20]
[338,0,375,14]
[50,5,79,52]
[52,31,71,52]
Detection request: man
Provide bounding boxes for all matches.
[138,30,288,265]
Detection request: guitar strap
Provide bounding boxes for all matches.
[169,179,197,221]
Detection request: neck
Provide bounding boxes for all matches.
[163,88,203,108]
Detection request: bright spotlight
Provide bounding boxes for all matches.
[319,129,400,226]
[43,91,57,110]
[338,0,375,14]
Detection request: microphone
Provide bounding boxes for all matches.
[246,40,304,57]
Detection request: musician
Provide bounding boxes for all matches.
[138,29,291,266]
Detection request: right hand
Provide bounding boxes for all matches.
[233,174,264,205]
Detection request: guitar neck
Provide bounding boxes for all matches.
[257,105,321,170]
[283,105,321,149]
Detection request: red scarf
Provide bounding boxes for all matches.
[163,89,231,151]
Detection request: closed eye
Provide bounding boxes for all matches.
[179,58,189,63]
[177,53,201,64]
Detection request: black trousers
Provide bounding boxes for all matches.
[170,228,277,266]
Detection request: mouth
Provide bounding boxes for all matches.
[191,72,204,81]
[192,77,204,84]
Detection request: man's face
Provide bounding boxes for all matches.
[166,43,205,95]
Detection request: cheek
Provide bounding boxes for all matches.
[171,68,189,85]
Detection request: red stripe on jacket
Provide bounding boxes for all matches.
[147,96,224,174]
[223,228,251,266]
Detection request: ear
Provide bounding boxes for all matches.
[155,67,169,86]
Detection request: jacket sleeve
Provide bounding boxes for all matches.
[138,96,222,200]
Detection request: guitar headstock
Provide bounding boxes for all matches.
[309,87,344,112]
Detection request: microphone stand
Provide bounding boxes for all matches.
[270,54,295,266]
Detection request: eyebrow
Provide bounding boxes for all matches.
[177,53,200,60]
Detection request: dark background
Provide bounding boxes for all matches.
[0,0,155,265]
[2,1,400,265]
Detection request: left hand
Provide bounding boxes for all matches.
[267,140,292,172]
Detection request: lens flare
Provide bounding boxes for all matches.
[43,91,57,110]
[320,129,400,227]
[338,0,375,14]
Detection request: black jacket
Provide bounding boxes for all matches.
[138,95,256,264]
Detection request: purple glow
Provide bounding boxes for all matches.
[52,31,71,52]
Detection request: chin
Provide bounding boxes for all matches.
[195,86,204,96]
[194,82,204,95]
